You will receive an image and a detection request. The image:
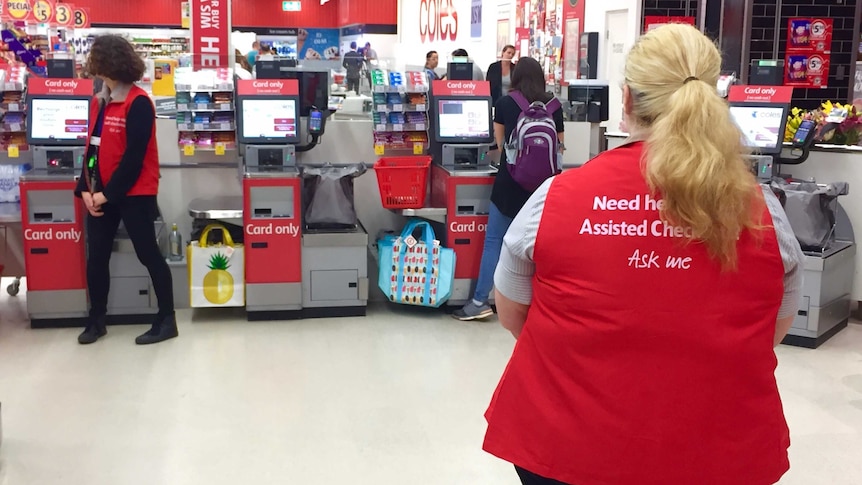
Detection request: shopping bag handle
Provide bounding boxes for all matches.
[199,224,235,248]
[394,219,438,303]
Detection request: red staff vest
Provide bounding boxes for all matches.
[483,142,790,485]
[88,85,160,196]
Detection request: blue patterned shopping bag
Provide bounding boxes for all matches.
[377,219,455,307]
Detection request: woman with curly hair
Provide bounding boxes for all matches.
[74,35,178,345]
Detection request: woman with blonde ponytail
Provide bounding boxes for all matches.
[483,24,803,485]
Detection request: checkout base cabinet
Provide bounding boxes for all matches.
[20,179,89,324]
[784,242,856,348]
[301,230,369,317]
[243,176,303,318]
[430,164,495,306]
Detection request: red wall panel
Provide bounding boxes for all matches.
[338,0,397,26]
[79,0,339,28]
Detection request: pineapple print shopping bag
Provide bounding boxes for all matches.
[377,219,455,307]
[188,224,245,308]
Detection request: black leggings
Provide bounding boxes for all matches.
[86,195,173,317]
[516,466,572,485]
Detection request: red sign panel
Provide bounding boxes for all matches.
[643,15,696,33]
[785,52,829,88]
[728,85,794,104]
[237,79,299,96]
[431,80,491,97]
[28,77,93,96]
[191,0,230,71]
[787,18,833,53]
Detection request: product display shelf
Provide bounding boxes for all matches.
[0,84,27,156]
[132,37,189,56]
[370,71,430,156]
[176,83,237,162]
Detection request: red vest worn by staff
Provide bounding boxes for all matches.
[483,142,790,485]
[88,84,160,196]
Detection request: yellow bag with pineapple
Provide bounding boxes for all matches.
[188,224,245,308]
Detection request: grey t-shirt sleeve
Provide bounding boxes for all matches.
[493,178,552,305]
[762,185,805,319]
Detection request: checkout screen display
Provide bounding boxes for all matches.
[729,106,785,150]
[30,98,89,141]
[437,99,490,139]
[241,99,297,139]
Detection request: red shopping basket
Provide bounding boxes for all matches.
[374,156,432,209]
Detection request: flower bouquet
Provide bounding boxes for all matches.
[785,101,862,146]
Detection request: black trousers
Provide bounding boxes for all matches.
[516,466,572,485]
[86,195,174,317]
[346,76,360,93]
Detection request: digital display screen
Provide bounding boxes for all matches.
[241,99,297,140]
[437,99,491,139]
[30,98,89,143]
[729,105,786,150]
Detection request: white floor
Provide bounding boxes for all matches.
[0,277,861,485]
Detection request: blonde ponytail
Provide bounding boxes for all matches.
[625,24,761,270]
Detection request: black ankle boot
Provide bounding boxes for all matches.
[135,313,179,345]
[78,315,107,345]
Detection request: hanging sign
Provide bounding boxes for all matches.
[431,80,491,96]
[784,18,832,89]
[53,2,73,26]
[728,85,794,104]
[5,0,34,21]
[72,6,89,28]
[31,0,53,23]
[28,77,93,96]
[190,0,231,71]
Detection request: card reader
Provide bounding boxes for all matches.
[308,108,325,136]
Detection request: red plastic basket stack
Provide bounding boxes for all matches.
[374,156,432,209]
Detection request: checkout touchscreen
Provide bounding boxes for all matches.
[729,105,786,153]
[29,98,89,144]
[437,99,491,140]
[240,99,298,141]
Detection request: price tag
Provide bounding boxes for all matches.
[392,124,404,132]
[374,85,385,93]
[183,144,195,156]
[197,103,209,110]
[377,105,388,112]
[221,123,232,130]
[10,123,21,132]
[218,103,231,111]
[4,83,16,91]
[392,104,403,111]
[376,124,387,132]
[194,123,204,130]
[177,104,189,111]
[416,104,426,111]
[215,142,226,155]
[415,123,426,131]
[7,145,19,158]
[374,143,385,155]
[413,142,424,155]
[8,103,19,111]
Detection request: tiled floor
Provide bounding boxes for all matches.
[1,277,860,485]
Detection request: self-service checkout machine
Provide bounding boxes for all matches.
[236,78,304,320]
[728,85,855,348]
[19,77,91,325]
[239,68,369,318]
[561,80,609,166]
[426,80,496,306]
[21,77,169,327]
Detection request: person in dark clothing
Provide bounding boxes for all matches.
[74,35,177,345]
[487,45,517,104]
[453,57,564,321]
[342,42,364,93]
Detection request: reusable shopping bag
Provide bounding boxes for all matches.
[377,219,455,307]
[188,224,245,308]
[769,180,849,251]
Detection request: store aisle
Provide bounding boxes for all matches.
[1,276,861,485]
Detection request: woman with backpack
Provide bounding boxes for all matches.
[453,57,564,321]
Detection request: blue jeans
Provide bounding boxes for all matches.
[473,202,514,303]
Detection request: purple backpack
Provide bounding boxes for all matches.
[504,91,562,192]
